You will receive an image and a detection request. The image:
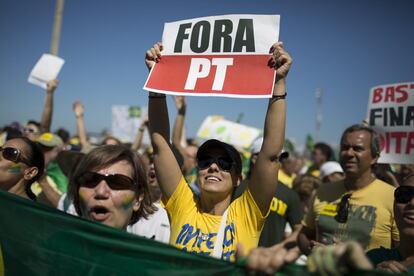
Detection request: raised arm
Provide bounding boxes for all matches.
[249,42,292,215]
[146,43,182,199]
[40,79,58,133]
[172,96,193,174]
[72,101,91,150]
[131,115,148,151]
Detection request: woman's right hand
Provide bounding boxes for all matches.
[145,42,163,70]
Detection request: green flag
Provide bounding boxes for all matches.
[0,191,391,275]
[0,190,244,275]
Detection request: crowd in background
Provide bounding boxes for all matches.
[1,42,414,275]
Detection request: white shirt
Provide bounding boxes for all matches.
[127,202,170,244]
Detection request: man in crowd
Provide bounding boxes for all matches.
[298,124,399,254]
[307,142,334,177]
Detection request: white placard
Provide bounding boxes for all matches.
[28,54,65,89]
[367,82,414,164]
[196,115,261,148]
[144,14,280,98]
[111,105,150,144]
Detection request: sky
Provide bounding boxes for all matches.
[1,0,413,150]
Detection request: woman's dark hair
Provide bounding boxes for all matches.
[69,145,155,225]
[9,137,45,200]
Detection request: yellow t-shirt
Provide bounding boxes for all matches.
[303,179,399,251]
[163,177,267,261]
[277,170,296,188]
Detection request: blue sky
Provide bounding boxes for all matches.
[1,0,413,149]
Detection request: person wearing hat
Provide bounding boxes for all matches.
[32,132,68,206]
[319,161,344,183]
[146,41,292,261]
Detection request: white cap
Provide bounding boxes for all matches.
[320,161,344,178]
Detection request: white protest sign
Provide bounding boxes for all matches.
[28,54,65,89]
[111,105,150,144]
[197,115,261,148]
[144,14,280,98]
[367,82,414,164]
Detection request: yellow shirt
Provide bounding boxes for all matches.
[277,170,296,188]
[163,177,267,261]
[303,179,399,251]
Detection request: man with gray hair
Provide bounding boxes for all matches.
[298,124,399,255]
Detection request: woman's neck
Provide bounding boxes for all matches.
[200,194,231,215]
[8,180,30,199]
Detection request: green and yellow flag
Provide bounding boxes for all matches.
[0,191,394,275]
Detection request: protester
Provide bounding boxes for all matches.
[367,172,414,273]
[69,145,154,231]
[292,174,322,214]
[319,161,344,183]
[299,172,414,275]
[298,124,399,255]
[23,120,41,141]
[171,96,199,185]
[146,41,291,261]
[32,132,67,207]
[0,137,44,200]
[23,79,59,142]
[307,142,334,177]
[127,152,170,243]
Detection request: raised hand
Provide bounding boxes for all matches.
[145,42,163,70]
[73,101,84,117]
[174,96,186,113]
[269,42,293,80]
[46,79,59,93]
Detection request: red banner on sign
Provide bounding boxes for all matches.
[145,55,275,98]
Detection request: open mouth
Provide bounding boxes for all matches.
[89,206,110,221]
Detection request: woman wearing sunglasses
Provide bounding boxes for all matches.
[366,173,414,273]
[0,137,44,200]
[69,145,154,231]
[146,42,291,261]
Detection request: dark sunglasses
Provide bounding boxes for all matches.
[395,186,414,204]
[197,156,234,172]
[76,171,136,190]
[0,147,29,165]
[23,127,38,134]
[334,193,352,223]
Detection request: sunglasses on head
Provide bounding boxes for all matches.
[76,171,136,190]
[395,186,414,204]
[334,193,352,223]
[0,147,29,165]
[197,156,234,172]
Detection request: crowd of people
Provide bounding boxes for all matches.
[1,42,413,274]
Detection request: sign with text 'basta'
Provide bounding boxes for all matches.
[144,15,280,98]
[367,82,414,164]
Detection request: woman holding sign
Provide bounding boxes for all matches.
[146,41,291,261]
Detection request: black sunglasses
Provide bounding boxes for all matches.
[0,146,29,165]
[23,127,38,134]
[197,156,234,172]
[76,171,136,190]
[395,186,414,204]
[335,193,352,223]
